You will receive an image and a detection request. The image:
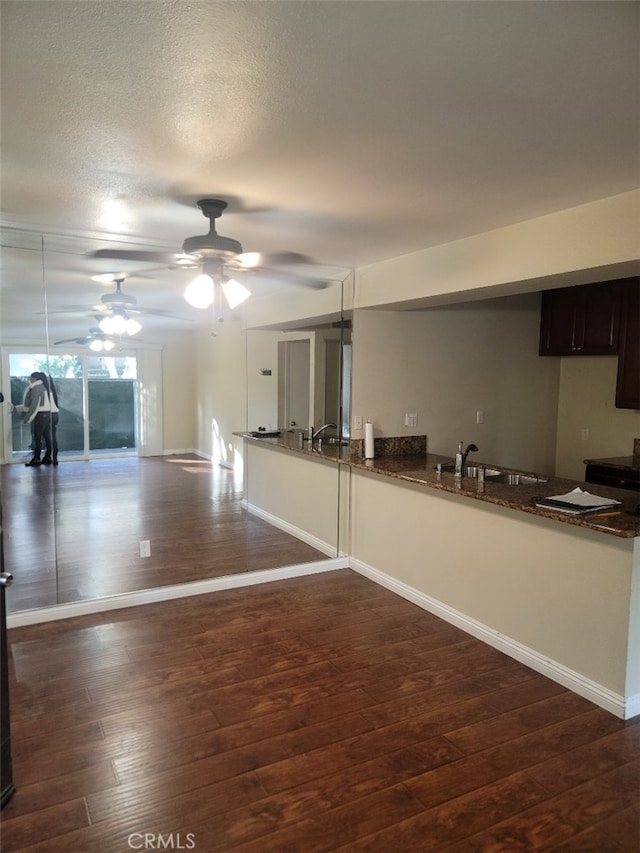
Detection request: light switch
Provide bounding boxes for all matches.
[353,415,363,430]
[405,413,417,427]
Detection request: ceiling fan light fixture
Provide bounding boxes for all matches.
[125,317,142,336]
[222,277,251,309]
[184,273,215,309]
[98,315,114,334]
[109,313,129,335]
[102,338,115,352]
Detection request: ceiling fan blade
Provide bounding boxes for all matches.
[233,266,330,289]
[54,336,90,346]
[129,307,194,321]
[232,251,314,269]
[88,249,185,264]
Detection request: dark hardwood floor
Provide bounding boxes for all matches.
[1,455,328,613]
[3,570,639,852]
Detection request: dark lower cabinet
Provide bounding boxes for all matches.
[585,464,640,493]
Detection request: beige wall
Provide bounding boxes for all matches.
[352,294,560,473]
[161,335,197,452]
[555,356,640,480]
[356,190,639,309]
[194,320,247,466]
[350,470,640,704]
[246,330,285,431]
[246,442,342,556]
[345,190,640,715]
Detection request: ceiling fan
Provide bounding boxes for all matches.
[88,198,328,310]
[49,277,192,330]
[53,327,119,352]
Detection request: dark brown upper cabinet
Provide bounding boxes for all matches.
[539,280,621,356]
[615,278,640,409]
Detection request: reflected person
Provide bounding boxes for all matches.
[14,372,53,467]
[37,373,59,465]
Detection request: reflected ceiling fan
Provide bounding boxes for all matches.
[53,327,120,352]
[49,277,192,332]
[88,198,328,310]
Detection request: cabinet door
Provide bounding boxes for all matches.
[580,282,620,354]
[539,288,579,355]
[539,282,620,356]
[615,278,640,409]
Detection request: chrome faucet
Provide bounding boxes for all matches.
[312,422,337,440]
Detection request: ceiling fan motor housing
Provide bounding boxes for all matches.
[101,291,136,308]
[181,198,243,258]
[182,233,243,258]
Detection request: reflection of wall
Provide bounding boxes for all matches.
[555,357,640,480]
[162,336,197,453]
[246,443,341,556]
[247,331,285,431]
[194,321,247,467]
[352,295,560,473]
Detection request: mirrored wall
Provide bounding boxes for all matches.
[0,229,353,615]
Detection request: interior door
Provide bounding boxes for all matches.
[278,339,311,430]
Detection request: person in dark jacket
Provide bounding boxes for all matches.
[38,373,60,465]
[15,373,51,467]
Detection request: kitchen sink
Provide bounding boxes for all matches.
[437,464,501,477]
[436,464,546,485]
[486,473,547,485]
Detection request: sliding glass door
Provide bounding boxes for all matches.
[6,351,138,461]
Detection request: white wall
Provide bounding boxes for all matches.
[352,294,560,473]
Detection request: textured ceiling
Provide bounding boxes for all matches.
[1,0,638,342]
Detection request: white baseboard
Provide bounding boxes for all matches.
[7,559,348,628]
[245,501,338,558]
[350,557,638,721]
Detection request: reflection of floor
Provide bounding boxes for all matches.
[1,455,327,613]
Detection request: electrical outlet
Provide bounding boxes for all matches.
[476,410,484,424]
[353,415,363,430]
[139,540,151,558]
[405,413,417,427]
[581,428,589,441]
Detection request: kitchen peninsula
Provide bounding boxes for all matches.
[239,431,640,538]
[239,431,640,719]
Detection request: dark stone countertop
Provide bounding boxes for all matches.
[234,430,347,462]
[237,432,640,539]
[350,453,640,539]
[584,456,640,473]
